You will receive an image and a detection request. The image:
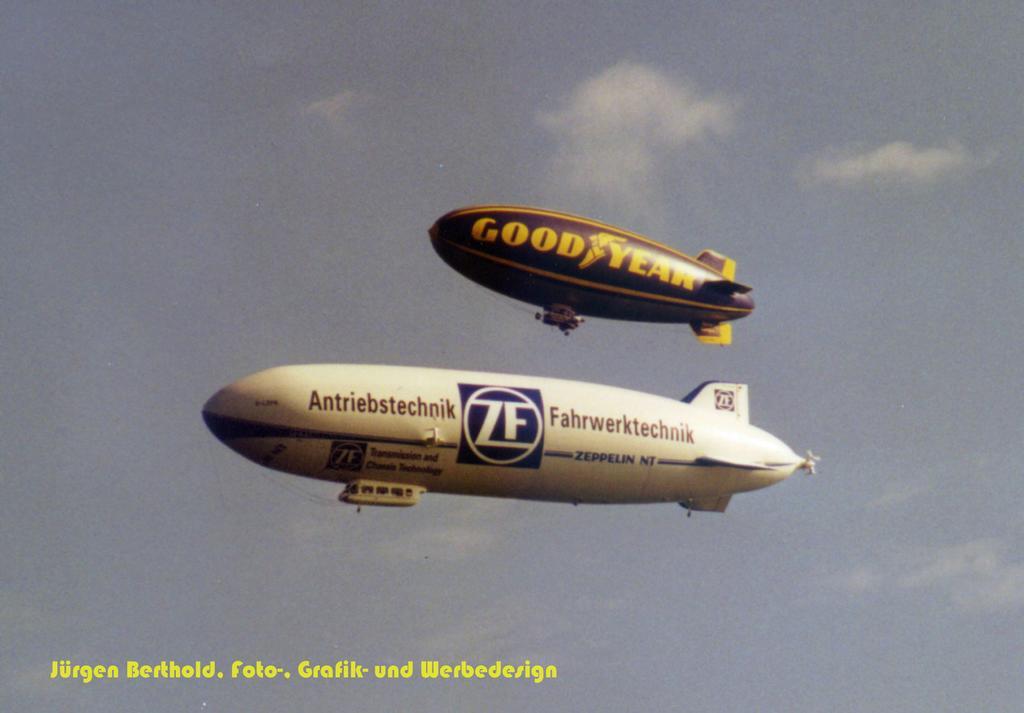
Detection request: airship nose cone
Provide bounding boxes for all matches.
[202,389,222,417]
[201,381,274,466]
[202,366,297,449]
[202,387,238,444]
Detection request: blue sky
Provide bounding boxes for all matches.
[3,2,1023,711]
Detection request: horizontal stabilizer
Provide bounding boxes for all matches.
[694,456,764,471]
[681,495,731,513]
[702,279,752,295]
[681,381,749,423]
[690,321,732,346]
[696,249,736,280]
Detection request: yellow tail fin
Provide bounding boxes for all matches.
[691,322,732,346]
[696,249,736,281]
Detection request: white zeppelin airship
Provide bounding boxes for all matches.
[202,365,815,513]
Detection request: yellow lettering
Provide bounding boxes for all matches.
[501,221,529,247]
[557,232,585,258]
[671,269,696,290]
[606,237,633,269]
[471,217,497,242]
[530,226,558,252]
[647,257,672,282]
[628,248,651,275]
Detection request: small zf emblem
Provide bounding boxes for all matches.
[714,389,735,411]
[326,441,366,471]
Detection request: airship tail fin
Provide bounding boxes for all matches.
[696,249,736,280]
[681,381,749,424]
[702,279,752,295]
[681,495,732,513]
[691,321,732,345]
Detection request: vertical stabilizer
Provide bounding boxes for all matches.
[690,321,732,345]
[696,249,736,280]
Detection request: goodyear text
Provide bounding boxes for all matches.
[470,215,697,290]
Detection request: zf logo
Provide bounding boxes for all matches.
[714,389,735,412]
[457,384,544,468]
[326,441,366,471]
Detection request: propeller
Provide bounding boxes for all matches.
[799,450,820,475]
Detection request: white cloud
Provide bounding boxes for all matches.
[538,62,737,213]
[301,89,365,127]
[0,590,82,635]
[898,539,1024,612]
[826,538,1024,613]
[867,480,928,508]
[376,524,496,563]
[898,539,1001,588]
[374,499,513,564]
[803,140,991,187]
[827,565,884,594]
[416,595,566,657]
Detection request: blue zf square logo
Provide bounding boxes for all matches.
[457,384,544,468]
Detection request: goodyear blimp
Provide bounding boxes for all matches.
[203,365,815,513]
[429,205,754,344]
